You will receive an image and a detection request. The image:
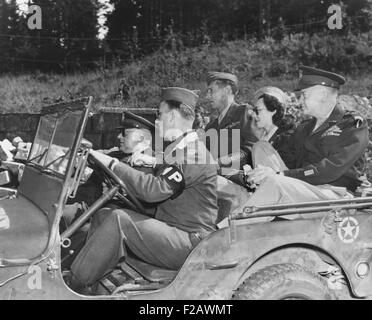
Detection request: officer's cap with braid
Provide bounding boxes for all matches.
[296,65,346,91]
[116,110,155,132]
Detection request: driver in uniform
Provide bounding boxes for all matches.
[69,87,219,291]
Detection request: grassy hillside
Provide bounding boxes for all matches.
[0,40,371,114]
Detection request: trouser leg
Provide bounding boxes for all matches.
[216,141,289,219]
[70,209,125,289]
[242,175,347,221]
[70,208,193,289]
[216,175,252,218]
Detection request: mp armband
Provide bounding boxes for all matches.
[159,165,185,198]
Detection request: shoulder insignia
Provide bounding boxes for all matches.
[159,165,185,199]
[354,115,364,128]
[343,112,364,128]
[304,169,315,176]
[321,124,343,138]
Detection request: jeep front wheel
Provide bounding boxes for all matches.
[232,263,335,300]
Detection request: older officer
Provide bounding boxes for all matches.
[107,110,154,166]
[70,87,218,291]
[204,72,261,171]
[242,66,369,211]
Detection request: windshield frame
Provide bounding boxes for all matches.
[27,99,90,179]
[0,97,93,268]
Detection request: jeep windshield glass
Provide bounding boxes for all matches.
[28,109,83,176]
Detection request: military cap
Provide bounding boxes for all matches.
[161,87,199,109]
[206,71,239,89]
[117,110,155,131]
[253,86,289,107]
[296,65,346,91]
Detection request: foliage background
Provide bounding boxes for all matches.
[0,0,371,180]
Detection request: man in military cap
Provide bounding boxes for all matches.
[110,110,155,164]
[204,71,261,173]
[65,111,155,212]
[69,87,218,291]
[238,65,369,212]
[61,112,157,268]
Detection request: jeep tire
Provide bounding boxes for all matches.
[232,263,335,300]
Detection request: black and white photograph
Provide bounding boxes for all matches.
[0,0,372,307]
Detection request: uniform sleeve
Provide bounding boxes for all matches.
[239,106,260,163]
[113,162,185,203]
[219,106,260,168]
[284,121,369,185]
[275,130,299,169]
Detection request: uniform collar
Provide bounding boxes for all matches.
[163,130,198,159]
[171,130,198,151]
[310,103,345,135]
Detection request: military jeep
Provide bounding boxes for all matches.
[1,97,372,300]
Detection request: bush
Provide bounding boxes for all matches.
[256,31,372,76]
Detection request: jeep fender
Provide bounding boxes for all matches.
[233,245,356,298]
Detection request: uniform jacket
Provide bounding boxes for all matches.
[204,102,261,168]
[277,104,369,192]
[113,131,219,238]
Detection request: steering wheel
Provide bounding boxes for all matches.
[88,153,146,214]
[60,150,146,243]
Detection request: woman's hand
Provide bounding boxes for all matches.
[245,164,277,185]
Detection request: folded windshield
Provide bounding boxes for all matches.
[28,109,83,176]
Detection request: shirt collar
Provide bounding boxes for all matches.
[327,102,345,123]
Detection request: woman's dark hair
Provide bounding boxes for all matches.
[258,93,284,127]
[257,94,296,131]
